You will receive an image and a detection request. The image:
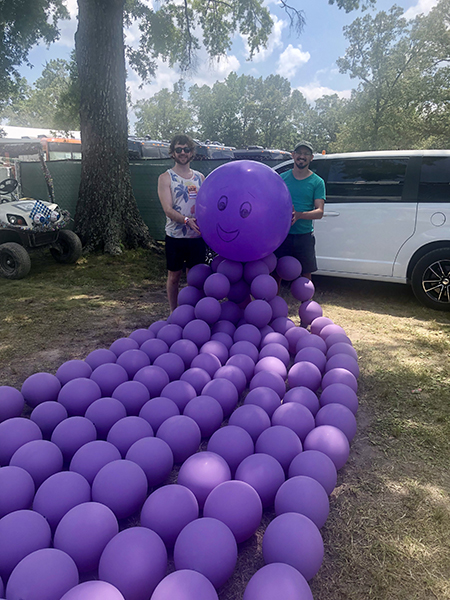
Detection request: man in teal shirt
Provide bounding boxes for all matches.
[275,141,325,280]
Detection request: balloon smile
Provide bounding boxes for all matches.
[216,224,239,243]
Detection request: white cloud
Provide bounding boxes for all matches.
[242,14,286,62]
[296,83,351,103]
[404,0,438,19]
[276,44,310,79]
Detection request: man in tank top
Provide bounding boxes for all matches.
[158,134,206,312]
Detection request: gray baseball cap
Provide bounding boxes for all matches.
[294,141,314,154]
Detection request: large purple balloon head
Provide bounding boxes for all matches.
[196,161,292,261]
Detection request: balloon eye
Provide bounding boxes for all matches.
[218,196,228,211]
[240,202,252,219]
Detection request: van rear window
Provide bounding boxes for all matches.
[326,159,408,202]
[419,157,450,202]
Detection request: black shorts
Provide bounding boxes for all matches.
[165,236,207,272]
[274,232,317,274]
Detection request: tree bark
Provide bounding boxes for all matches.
[74,0,152,253]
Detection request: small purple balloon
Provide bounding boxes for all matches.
[204,272,231,300]
[298,300,323,326]
[110,337,139,357]
[291,276,315,302]
[148,320,168,335]
[250,370,286,399]
[153,352,186,381]
[289,450,338,495]
[90,363,129,397]
[70,440,122,485]
[180,367,212,395]
[111,380,150,416]
[315,402,357,442]
[116,349,151,379]
[244,259,270,283]
[56,360,92,386]
[275,475,330,529]
[0,386,24,422]
[244,386,281,418]
[263,512,324,581]
[271,402,315,443]
[296,333,327,354]
[195,297,222,325]
[54,501,119,573]
[156,415,201,464]
[322,367,358,393]
[160,380,197,412]
[60,580,125,600]
[0,466,35,518]
[250,274,278,301]
[30,401,68,439]
[283,386,320,416]
[10,439,63,488]
[200,340,229,365]
[0,417,42,466]
[325,353,360,378]
[303,425,350,470]
[129,328,155,345]
[84,348,117,370]
[207,426,254,476]
[244,299,273,328]
[178,451,231,509]
[229,340,259,363]
[285,326,310,354]
[259,342,290,366]
[51,416,97,463]
[151,570,218,600]
[235,453,285,508]
[174,517,238,589]
[310,316,334,335]
[228,404,271,443]
[139,338,169,362]
[254,355,287,380]
[276,255,303,281]
[126,436,174,488]
[320,323,347,339]
[170,304,196,327]
[217,259,243,283]
[270,316,296,335]
[287,361,322,392]
[326,341,358,360]
[202,378,239,417]
[58,377,102,416]
[140,484,199,549]
[319,382,359,415]
[170,338,199,368]
[295,346,327,373]
[178,285,204,306]
[213,365,247,395]
[226,353,255,382]
[255,425,302,472]
[157,324,183,347]
[212,319,236,336]
[187,263,212,289]
[210,331,233,349]
[183,395,224,438]
[133,365,170,398]
[85,397,127,439]
[269,295,289,319]
[234,323,261,347]
[139,397,180,431]
[183,319,211,347]
[33,471,91,531]
[243,562,313,600]
[106,416,154,458]
[21,372,61,408]
[221,300,244,324]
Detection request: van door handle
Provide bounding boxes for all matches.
[323,211,340,217]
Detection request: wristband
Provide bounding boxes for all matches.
[184,216,189,225]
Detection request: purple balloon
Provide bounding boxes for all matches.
[298,300,323,326]
[202,378,239,417]
[320,323,347,339]
[203,480,262,543]
[60,580,125,600]
[30,401,68,439]
[289,450,338,495]
[226,353,255,382]
[0,509,52,581]
[269,295,289,319]
[183,319,211,347]
[183,396,224,438]
[129,328,155,345]
[54,501,119,573]
[310,316,334,335]
[0,386,24,422]
[148,320,168,335]
[111,381,150,416]
[180,367,211,395]
[156,415,201,464]
[250,274,278,301]
[271,402,315,443]
[84,348,117,370]
[151,570,218,600]
[160,380,197,412]
[139,397,180,431]
[133,365,170,398]
[178,285,204,306]
[178,451,231,508]
[85,397,127,438]
[153,352,186,381]
[275,475,330,529]
[157,324,183,347]
[288,361,322,392]
[220,300,244,324]
[21,372,61,408]
[90,363,129,398]
[203,272,231,300]
[261,331,289,350]
[0,417,42,466]
[70,440,121,485]
[255,425,302,472]
[255,356,287,380]
[210,331,233,349]
[295,346,327,372]
[174,517,238,589]
[141,485,199,549]
[326,341,358,360]
[229,340,259,363]
[284,326,310,353]
[243,562,313,600]
[283,386,320,416]
[315,403,357,442]
[51,416,97,463]
[200,340,229,365]
[303,425,350,470]
[139,338,169,362]
[126,437,173,488]
[106,416,153,458]
[234,323,261,347]
[250,370,286,399]
[326,353,360,378]
[6,548,79,600]
[235,453,285,508]
[296,333,327,354]
[244,386,281,418]
[170,304,196,327]
[322,368,358,393]
[196,161,291,262]
[116,349,151,379]
[259,342,290,366]
[33,471,91,531]
[319,382,359,414]
[276,255,303,281]
[244,259,270,283]
[56,360,92,386]
[270,316,296,335]
[216,259,243,283]
[211,319,236,336]
[186,263,212,288]
[98,527,167,600]
[92,460,148,520]
[0,466,35,518]
[207,426,254,476]
[228,404,271,443]
[213,365,247,395]
[170,338,199,368]
[10,439,63,488]
[195,297,221,325]
[110,337,140,357]
[291,276,315,302]
[58,377,102,416]
[244,299,273,328]
[263,512,324,581]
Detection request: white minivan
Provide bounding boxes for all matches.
[274,150,450,311]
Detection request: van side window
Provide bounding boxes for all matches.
[326,159,408,203]
[419,157,450,202]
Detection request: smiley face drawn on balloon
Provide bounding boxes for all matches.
[196,161,292,262]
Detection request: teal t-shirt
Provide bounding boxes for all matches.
[281,170,326,235]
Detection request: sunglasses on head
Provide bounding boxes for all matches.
[174,147,193,154]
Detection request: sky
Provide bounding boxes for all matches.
[16,0,440,135]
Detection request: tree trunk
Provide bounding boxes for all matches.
[74,0,152,253]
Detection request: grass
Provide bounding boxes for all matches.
[1,250,450,599]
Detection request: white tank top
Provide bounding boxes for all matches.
[165,168,203,239]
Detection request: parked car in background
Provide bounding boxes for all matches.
[274,150,450,311]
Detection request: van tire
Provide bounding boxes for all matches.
[50,230,82,264]
[0,242,31,279]
[411,247,450,311]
